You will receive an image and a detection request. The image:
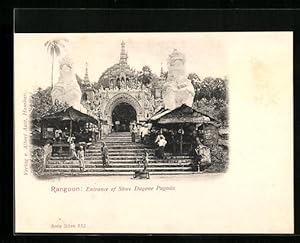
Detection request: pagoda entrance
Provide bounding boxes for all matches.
[112,102,137,132]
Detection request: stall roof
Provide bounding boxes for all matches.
[149,107,172,122]
[41,106,98,125]
[153,104,219,125]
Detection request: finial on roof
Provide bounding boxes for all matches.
[160,62,164,76]
[119,41,128,65]
[83,61,90,85]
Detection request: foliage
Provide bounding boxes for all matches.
[30,87,70,121]
[189,74,229,126]
[188,73,201,89]
[161,71,168,79]
[31,146,44,176]
[206,145,229,173]
[138,65,153,87]
[44,38,68,57]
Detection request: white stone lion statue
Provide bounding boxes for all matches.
[162,49,195,110]
[51,56,86,112]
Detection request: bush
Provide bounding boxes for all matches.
[206,145,228,173]
[31,146,44,176]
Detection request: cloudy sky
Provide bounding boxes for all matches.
[14,32,232,90]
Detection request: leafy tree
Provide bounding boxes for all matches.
[138,65,153,88]
[44,38,68,88]
[30,87,69,121]
[212,78,227,101]
[190,75,229,126]
[161,71,168,79]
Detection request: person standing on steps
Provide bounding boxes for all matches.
[142,148,149,171]
[69,140,78,160]
[54,127,62,141]
[101,142,110,167]
[155,130,167,159]
[77,145,85,172]
[140,124,148,144]
[131,123,137,142]
[134,149,150,179]
[169,129,176,155]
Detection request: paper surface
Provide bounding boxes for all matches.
[14,32,293,233]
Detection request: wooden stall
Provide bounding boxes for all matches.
[149,104,220,154]
[40,106,100,155]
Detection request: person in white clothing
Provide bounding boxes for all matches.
[155,131,167,159]
[140,124,149,143]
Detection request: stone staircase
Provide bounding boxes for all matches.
[44,132,195,177]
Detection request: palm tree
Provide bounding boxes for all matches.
[44,38,68,89]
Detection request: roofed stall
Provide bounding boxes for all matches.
[40,107,100,155]
[149,104,220,154]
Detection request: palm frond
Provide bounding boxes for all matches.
[56,41,65,48]
[54,45,60,56]
[47,43,53,54]
[45,38,67,56]
[50,48,54,56]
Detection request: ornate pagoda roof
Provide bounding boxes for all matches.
[98,41,136,87]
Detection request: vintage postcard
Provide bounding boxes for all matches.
[14,32,293,233]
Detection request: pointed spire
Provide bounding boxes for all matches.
[119,40,128,65]
[160,62,164,76]
[83,61,90,85]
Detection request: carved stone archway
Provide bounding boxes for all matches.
[104,93,144,130]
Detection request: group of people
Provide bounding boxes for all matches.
[68,140,110,172]
[54,126,95,144]
[152,127,212,172]
[45,122,212,174]
[129,121,150,143]
[69,137,86,172]
[49,127,108,172]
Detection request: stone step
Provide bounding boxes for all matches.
[50,155,192,160]
[106,132,131,135]
[86,148,154,152]
[103,138,132,140]
[104,137,140,139]
[85,151,158,155]
[47,161,192,166]
[92,143,148,147]
[43,171,197,176]
[99,156,192,160]
[49,158,193,163]
[45,171,134,176]
[44,167,193,172]
[46,163,192,168]
[87,156,191,160]
[89,146,150,150]
[85,150,176,157]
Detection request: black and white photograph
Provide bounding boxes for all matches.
[14,32,293,234]
[28,35,229,179]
